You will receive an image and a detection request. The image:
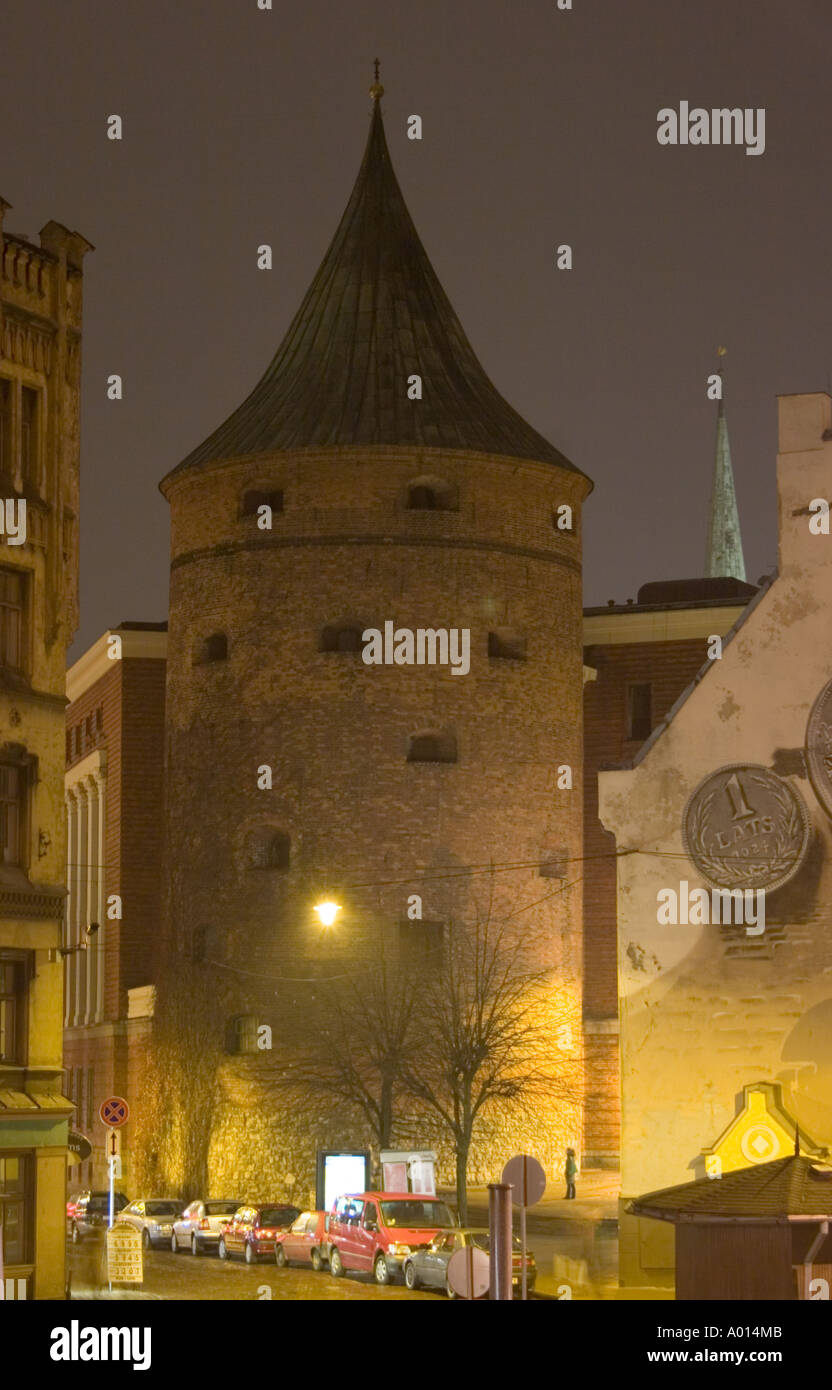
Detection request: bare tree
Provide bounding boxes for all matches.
[401,909,581,1223]
[278,959,417,1151]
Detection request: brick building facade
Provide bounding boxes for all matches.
[63,623,166,1194]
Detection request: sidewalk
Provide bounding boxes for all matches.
[439,1171,624,1298]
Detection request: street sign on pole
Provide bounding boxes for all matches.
[502,1153,547,1301]
[447,1245,490,1301]
[106,1129,121,1159]
[106,1224,142,1286]
[99,1096,129,1128]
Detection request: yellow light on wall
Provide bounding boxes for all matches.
[314,901,342,927]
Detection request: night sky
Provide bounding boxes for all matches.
[1,0,829,659]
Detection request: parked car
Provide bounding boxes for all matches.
[274,1211,330,1270]
[218,1203,300,1264]
[403,1227,537,1297]
[170,1199,241,1256]
[328,1192,456,1285]
[115,1198,183,1249]
[67,1190,129,1243]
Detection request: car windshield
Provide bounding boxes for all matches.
[86,1198,110,1213]
[205,1201,239,1215]
[380,1200,455,1229]
[145,1202,180,1218]
[259,1207,299,1228]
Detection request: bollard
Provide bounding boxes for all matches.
[488,1182,513,1301]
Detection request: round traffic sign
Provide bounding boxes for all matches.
[447,1245,490,1300]
[502,1153,546,1208]
[99,1096,129,1128]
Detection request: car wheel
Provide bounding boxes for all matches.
[218,1237,228,1260]
[329,1247,344,1278]
[142,1229,151,1250]
[275,1244,287,1268]
[374,1253,391,1286]
[171,1232,178,1253]
[71,1223,81,1245]
[191,1235,201,1257]
[445,1276,457,1300]
[310,1248,323,1272]
[245,1241,256,1265]
[404,1261,418,1291]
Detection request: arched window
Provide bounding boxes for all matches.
[241,488,283,517]
[405,476,458,512]
[407,731,458,764]
[488,631,527,661]
[245,828,291,871]
[320,624,364,654]
[193,632,228,665]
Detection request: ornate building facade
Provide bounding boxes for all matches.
[601,392,832,1286]
[0,199,91,1297]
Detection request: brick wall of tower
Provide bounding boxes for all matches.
[143,444,590,1201]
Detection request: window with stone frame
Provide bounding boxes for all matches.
[244,827,290,871]
[0,568,25,671]
[399,919,444,969]
[241,488,283,518]
[21,387,39,491]
[488,630,527,661]
[405,477,458,512]
[626,682,652,741]
[0,379,11,480]
[226,1014,259,1055]
[0,952,29,1064]
[193,632,228,665]
[0,1152,33,1267]
[0,763,24,866]
[320,624,364,654]
[407,731,457,764]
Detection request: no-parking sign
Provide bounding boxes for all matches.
[99,1096,129,1128]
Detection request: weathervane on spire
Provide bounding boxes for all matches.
[370,58,384,102]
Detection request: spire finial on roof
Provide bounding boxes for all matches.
[370,58,384,102]
[705,344,747,582]
[795,1126,801,1156]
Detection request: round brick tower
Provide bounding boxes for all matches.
[150,83,593,1205]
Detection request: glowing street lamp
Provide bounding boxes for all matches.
[314,900,342,928]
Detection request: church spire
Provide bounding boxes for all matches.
[706,348,746,581]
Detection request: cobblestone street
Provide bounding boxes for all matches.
[69,1243,444,1302]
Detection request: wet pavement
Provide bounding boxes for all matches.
[68,1242,443,1301]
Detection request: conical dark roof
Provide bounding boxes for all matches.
[168,96,582,479]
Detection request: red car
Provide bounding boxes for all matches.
[274,1211,330,1271]
[328,1192,456,1285]
[217,1203,300,1264]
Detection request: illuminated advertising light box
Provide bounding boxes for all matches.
[316,1151,370,1214]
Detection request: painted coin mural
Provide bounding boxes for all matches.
[805,676,832,820]
[682,764,810,893]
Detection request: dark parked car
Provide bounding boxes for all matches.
[116,1198,183,1249]
[171,1199,241,1255]
[218,1203,300,1264]
[67,1190,129,1243]
[274,1211,330,1270]
[403,1228,537,1297]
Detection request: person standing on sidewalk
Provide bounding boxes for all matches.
[564,1147,578,1199]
